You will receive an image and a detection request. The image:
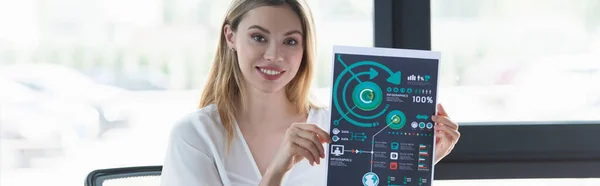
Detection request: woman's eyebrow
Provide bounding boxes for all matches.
[284,30,302,36]
[248,25,270,34]
[247,25,302,36]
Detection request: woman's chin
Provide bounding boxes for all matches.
[246,77,291,94]
[256,85,286,94]
[249,82,288,94]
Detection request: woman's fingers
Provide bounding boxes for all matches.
[435,124,461,142]
[292,134,322,165]
[297,130,325,158]
[433,115,459,130]
[292,143,316,165]
[296,123,331,143]
[437,103,449,116]
[287,123,332,166]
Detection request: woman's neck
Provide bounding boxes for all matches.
[236,87,305,130]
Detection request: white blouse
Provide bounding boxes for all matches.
[160,104,331,186]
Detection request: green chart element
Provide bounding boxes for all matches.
[334,55,402,128]
[342,72,389,121]
[386,110,407,130]
[352,81,383,111]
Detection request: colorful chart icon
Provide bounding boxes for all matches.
[332,135,340,142]
[386,110,407,130]
[353,81,383,111]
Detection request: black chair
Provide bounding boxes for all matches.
[85,166,162,186]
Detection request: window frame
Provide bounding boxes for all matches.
[373,0,600,180]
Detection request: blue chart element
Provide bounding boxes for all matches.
[386,110,407,130]
[353,81,383,111]
[342,74,389,121]
[416,114,429,120]
[332,136,340,142]
[369,68,378,80]
[363,172,380,186]
[387,71,402,85]
[351,132,368,142]
[334,55,401,128]
[391,142,399,150]
[426,122,433,129]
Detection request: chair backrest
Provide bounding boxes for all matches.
[85,166,162,186]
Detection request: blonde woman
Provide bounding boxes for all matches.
[160,0,460,185]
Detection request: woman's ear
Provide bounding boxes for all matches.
[224,24,236,51]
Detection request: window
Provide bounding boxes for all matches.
[427,0,600,185]
[0,0,372,185]
[372,0,600,185]
[432,0,600,123]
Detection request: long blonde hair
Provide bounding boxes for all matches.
[199,0,318,149]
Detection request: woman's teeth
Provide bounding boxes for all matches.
[260,68,281,75]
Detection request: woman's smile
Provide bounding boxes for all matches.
[256,66,286,81]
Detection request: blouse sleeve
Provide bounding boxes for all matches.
[160,117,224,186]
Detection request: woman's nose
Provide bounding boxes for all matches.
[263,43,284,62]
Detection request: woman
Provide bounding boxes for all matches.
[160,0,460,185]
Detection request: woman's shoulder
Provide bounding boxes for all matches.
[172,104,224,132]
[168,104,227,152]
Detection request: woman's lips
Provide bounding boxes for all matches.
[256,66,285,81]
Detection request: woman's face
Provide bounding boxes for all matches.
[225,5,304,94]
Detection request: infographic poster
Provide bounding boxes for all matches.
[325,46,440,186]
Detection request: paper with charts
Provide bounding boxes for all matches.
[326,46,440,186]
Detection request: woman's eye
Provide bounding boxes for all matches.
[285,39,297,45]
[253,35,266,42]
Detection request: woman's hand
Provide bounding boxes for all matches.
[260,123,331,186]
[432,103,460,165]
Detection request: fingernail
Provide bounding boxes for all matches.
[432,115,438,120]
